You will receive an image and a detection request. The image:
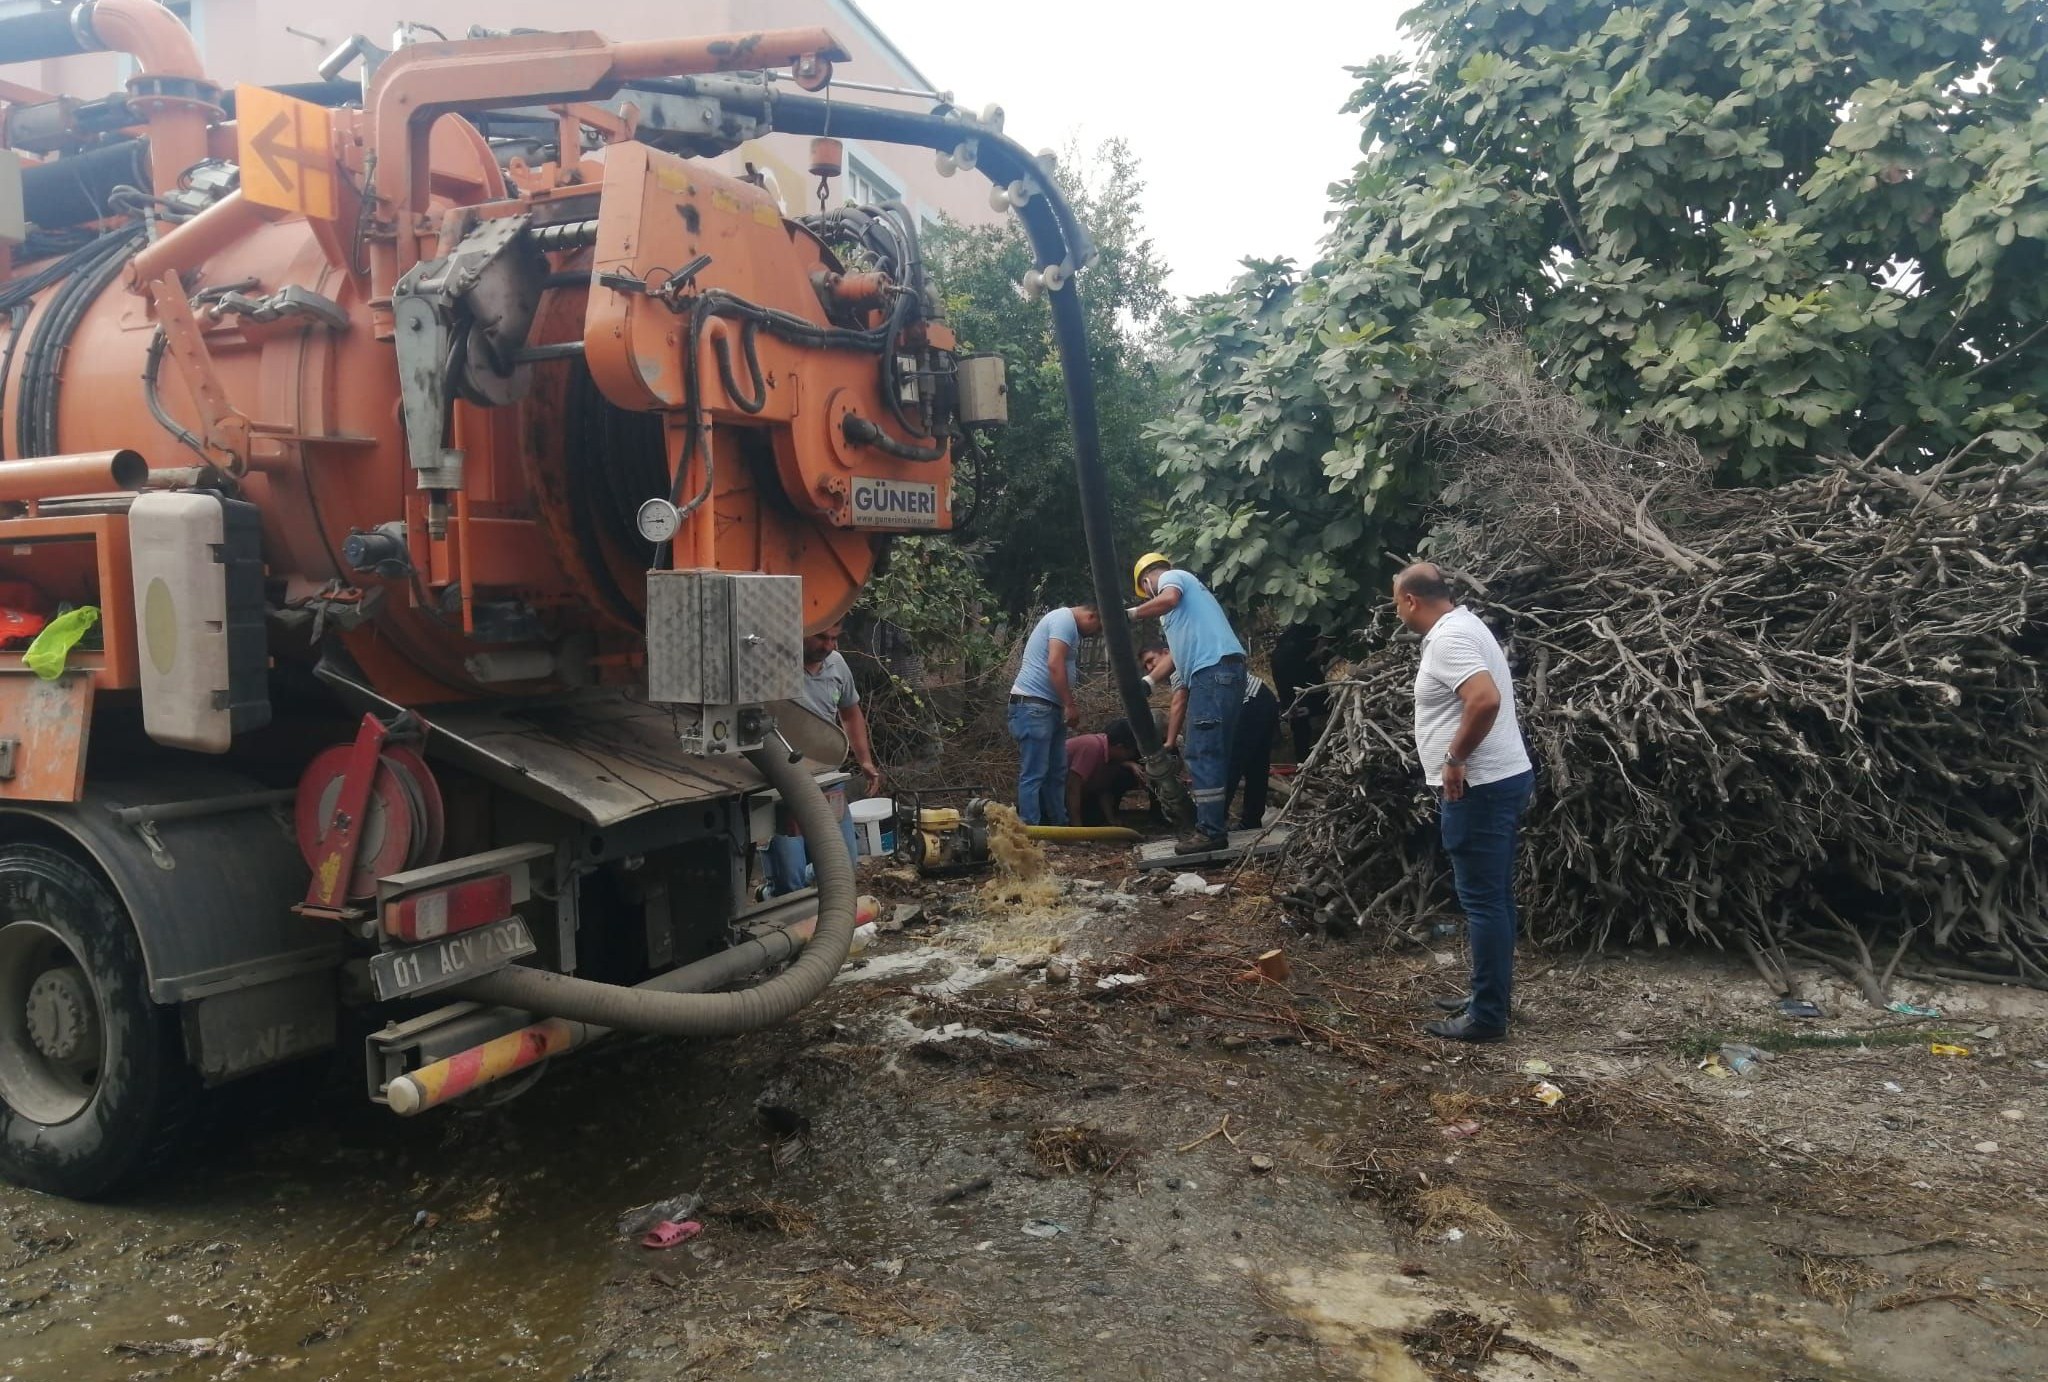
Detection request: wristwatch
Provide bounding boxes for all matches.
[1444,752,1467,768]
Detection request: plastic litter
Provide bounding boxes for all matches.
[1531,1081,1564,1107]
[1095,973,1147,991]
[1169,872,1226,897]
[1929,1043,1971,1058]
[1520,1059,1554,1076]
[618,1193,701,1237]
[848,921,879,956]
[1882,1081,1904,1093]
[1021,1219,1066,1238]
[1888,1000,1943,1018]
[640,1219,703,1250]
[1777,999,1824,1019]
[22,604,97,679]
[1439,1118,1482,1140]
[1720,1043,1766,1076]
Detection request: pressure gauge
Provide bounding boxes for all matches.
[636,497,681,544]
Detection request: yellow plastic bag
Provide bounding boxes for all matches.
[1929,1043,1971,1058]
[22,605,97,680]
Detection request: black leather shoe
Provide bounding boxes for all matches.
[1423,1014,1505,1043]
[1432,995,1471,1014]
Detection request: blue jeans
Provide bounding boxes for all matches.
[1438,769,1534,1032]
[1185,658,1248,838]
[766,782,859,896]
[1009,699,1068,826]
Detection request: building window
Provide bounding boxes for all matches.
[844,153,900,209]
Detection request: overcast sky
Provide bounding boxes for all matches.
[853,0,1415,300]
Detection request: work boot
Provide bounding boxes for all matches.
[1173,828,1224,856]
[1423,1013,1505,1044]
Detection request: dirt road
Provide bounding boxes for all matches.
[3,847,2044,1380]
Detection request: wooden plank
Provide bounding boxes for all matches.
[1135,826,1293,870]
[0,671,93,803]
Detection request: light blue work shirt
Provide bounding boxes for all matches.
[1159,570,1244,677]
[1010,607,1080,704]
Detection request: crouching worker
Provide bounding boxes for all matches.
[767,625,881,895]
[1063,719,1143,827]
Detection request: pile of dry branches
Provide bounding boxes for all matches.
[1287,344,2048,996]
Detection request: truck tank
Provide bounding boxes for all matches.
[0,1,1097,1198]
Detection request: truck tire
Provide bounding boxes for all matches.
[0,843,199,1198]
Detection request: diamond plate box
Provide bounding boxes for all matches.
[646,570,802,706]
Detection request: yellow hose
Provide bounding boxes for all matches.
[1024,825,1141,842]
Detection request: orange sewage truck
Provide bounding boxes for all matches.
[0,0,1126,1198]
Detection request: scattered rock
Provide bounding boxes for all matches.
[1975,1140,2001,1154]
[934,1174,994,1206]
[1046,960,1073,984]
[1219,1035,1248,1050]
[977,955,999,969]
[1248,1154,1275,1174]
[1017,954,1050,972]
[1153,1004,1175,1025]
[2002,1108,2025,1122]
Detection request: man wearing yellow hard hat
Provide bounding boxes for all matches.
[1126,552,1247,854]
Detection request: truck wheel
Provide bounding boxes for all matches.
[0,844,199,1199]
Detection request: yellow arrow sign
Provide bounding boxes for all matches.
[235,85,336,219]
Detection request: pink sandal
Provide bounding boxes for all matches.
[640,1219,703,1250]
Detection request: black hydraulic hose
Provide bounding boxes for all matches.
[0,307,25,448]
[712,318,767,414]
[449,745,857,1035]
[17,226,143,459]
[842,411,945,462]
[143,327,212,461]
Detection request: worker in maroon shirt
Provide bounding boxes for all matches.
[1062,719,1142,827]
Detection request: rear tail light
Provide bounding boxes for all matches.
[384,872,514,942]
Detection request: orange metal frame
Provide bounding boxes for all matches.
[0,511,139,690]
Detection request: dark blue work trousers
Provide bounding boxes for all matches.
[1438,768,1534,1032]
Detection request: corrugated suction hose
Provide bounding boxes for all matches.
[451,746,855,1035]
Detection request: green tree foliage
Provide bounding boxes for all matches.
[1153,0,2048,626]
[918,138,1175,618]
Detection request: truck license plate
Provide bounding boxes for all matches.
[370,916,535,1002]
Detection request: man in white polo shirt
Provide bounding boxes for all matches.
[1394,563,1535,1043]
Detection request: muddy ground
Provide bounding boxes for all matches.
[3,844,2046,1381]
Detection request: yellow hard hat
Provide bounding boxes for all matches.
[1132,551,1171,598]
